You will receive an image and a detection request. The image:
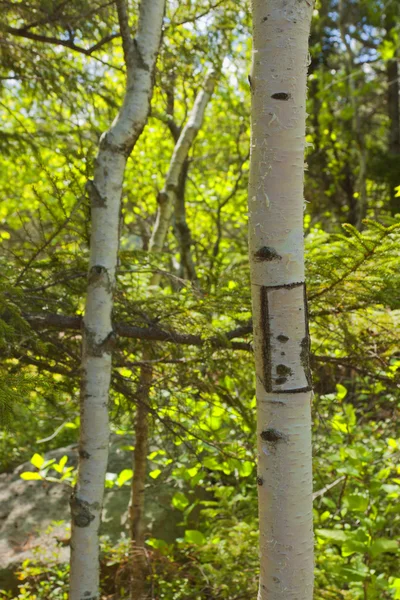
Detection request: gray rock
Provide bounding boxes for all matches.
[0,435,184,593]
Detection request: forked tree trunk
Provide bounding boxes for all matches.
[248,2,314,600]
[149,70,216,285]
[69,2,165,599]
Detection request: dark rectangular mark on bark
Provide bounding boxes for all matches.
[301,283,313,388]
[263,281,304,291]
[274,385,312,394]
[260,286,272,392]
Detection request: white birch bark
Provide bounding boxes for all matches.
[69,2,165,599]
[248,2,314,600]
[148,70,216,285]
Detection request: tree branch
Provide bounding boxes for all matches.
[149,69,217,265]
[24,312,252,351]
[5,26,119,56]
[115,0,134,66]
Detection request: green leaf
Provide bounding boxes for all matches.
[337,565,368,583]
[390,577,400,599]
[20,472,43,480]
[172,492,189,511]
[187,466,199,478]
[342,529,370,557]
[379,40,396,60]
[238,461,254,477]
[336,383,347,400]
[369,538,398,557]
[316,528,348,543]
[58,455,68,470]
[343,493,369,513]
[30,453,45,469]
[184,529,206,545]
[146,538,169,551]
[203,457,222,471]
[117,469,133,486]
[149,469,161,479]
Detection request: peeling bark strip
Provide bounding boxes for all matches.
[248,1,314,599]
[260,286,272,392]
[69,1,165,599]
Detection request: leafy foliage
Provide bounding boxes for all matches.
[0,0,399,598]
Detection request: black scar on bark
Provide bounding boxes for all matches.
[86,180,107,208]
[254,246,282,262]
[262,16,268,21]
[275,376,287,385]
[260,428,286,443]
[276,364,292,376]
[271,92,291,100]
[79,449,91,459]
[85,327,116,357]
[88,265,112,293]
[277,334,289,343]
[260,286,272,392]
[257,476,264,486]
[70,493,97,528]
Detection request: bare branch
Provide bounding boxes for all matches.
[5,26,119,56]
[24,312,253,351]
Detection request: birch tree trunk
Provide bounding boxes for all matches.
[149,69,216,284]
[69,2,165,599]
[248,2,314,599]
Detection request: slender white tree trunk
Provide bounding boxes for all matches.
[149,70,216,285]
[69,2,165,599]
[248,2,314,600]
